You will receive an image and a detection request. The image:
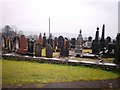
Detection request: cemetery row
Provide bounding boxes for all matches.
[1,24,120,64]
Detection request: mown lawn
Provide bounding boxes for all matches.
[2,60,120,87]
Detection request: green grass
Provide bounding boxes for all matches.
[2,60,120,87]
[0,60,2,84]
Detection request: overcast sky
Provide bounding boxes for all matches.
[1,0,119,39]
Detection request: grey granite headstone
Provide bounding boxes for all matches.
[75,30,83,53]
[35,42,42,57]
[46,44,53,58]
[64,38,69,57]
[77,30,83,45]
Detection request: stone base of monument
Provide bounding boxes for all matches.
[17,49,27,55]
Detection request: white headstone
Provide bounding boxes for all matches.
[77,30,83,45]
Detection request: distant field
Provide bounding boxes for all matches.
[2,60,120,87]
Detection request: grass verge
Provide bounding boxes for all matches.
[2,59,120,87]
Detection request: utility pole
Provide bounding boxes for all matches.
[49,17,50,38]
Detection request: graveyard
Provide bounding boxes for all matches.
[1,24,120,88]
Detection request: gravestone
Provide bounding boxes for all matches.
[88,36,92,42]
[92,27,100,54]
[100,24,105,52]
[27,38,34,55]
[8,38,13,51]
[35,42,42,57]
[107,43,115,53]
[41,48,46,57]
[2,35,6,50]
[48,33,53,48]
[64,38,69,57]
[85,41,92,49]
[75,30,83,53]
[58,36,64,56]
[12,36,20,52]
[46,44,53,58]
[70,38,76,48]
[77,30,83,45]
[39,33,42,44]
[105,36,111,47]
[42,33,47,47]
[17,35,27,54]
[8,37,11,51]
[54,37,58,51]
[114,33,120,64]
[15,36,20,50]
[5,37,9,51]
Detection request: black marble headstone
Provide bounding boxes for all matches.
[70,38,76,48]
[48,33,53,48]
[114,33,120,64]
[42,33,47,47]
[92,27,100,54]
[88,36,92,42]
[54,37,58,51]
[58,36,64,56]
[27,38,34,55]
[100,24,105,52]
[105,36,111,47]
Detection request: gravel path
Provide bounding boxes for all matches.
[43,78,120,88]
[2,78,120,89]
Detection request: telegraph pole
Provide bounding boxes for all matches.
[49,17,50,38]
